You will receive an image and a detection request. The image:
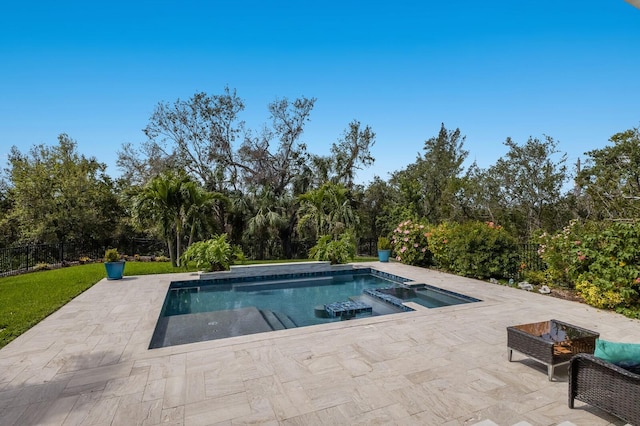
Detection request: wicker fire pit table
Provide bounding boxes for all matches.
[507,319,599,381]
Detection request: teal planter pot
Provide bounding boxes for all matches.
[378,249,391,262]
[105,261,126,280]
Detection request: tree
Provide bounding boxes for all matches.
[577,127,640,220]
[297,182,358,240]
[238,96,316,195]
[358,176,396,243]
[133,171,220,266]
[307,120,376,189]
[331,120,375,187]
[477,135,569,239]
[244,188,288,258]
[118,88,246,190]
[182,183,228,247]
[3,134,121,244]
[389,124,468,223]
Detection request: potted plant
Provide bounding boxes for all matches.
[104,248,125,280]
[377,236,392,262]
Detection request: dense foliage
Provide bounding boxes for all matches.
[538,221,640,316]
[180,234,243,271]
[309,232,356,264]
[2,87,640,317]
[429,221,519,279]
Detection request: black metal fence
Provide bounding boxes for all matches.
[0,238,545,277]
[239,239,315,261]
[519,242,544,271]
[0,239,168,277]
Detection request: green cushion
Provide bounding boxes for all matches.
[594,338,640,373]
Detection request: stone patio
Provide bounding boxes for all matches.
[0,262,637,425]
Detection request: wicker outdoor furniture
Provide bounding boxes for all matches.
[507,319,599,380]
[569,353,640,425]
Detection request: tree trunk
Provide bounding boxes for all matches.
[176,230,182,267]
[167,237,177,267]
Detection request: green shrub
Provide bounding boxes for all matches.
[309,233,356,264]
[521,269,546,286]
[536,220,590,287]
[429,221,519,280]
[391,219,432,266]
[104,248,120,263]
[180,234,243,272]
[570,222,640,313]
[377,236,391,250]
[538,220,640,316]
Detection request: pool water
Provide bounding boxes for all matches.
[371,285,481,309]
[163,274,401,325]
[149,271,479,348]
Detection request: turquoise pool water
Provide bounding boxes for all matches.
[149,269,479,348]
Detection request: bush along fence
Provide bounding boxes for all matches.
[0,239,168,277]
[1,235,545,279]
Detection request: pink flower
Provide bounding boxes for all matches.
[396,256,401,261]
[421,248,426,252]
[404,230,410,234]
[414,243,419,248]
[404,238,409,242]
[578,255,586,261]
[574,240,581,245]
[635,277,640,284]
[400,246,407,253]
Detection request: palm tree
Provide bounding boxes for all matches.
[134,172,183,266]
[297,182,359,241]
[182,183,228,247]
[133,171,219,266]
[245,188,287,258]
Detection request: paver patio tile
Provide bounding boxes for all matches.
[1,264,637,425]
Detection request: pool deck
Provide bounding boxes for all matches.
[0,262,637,425]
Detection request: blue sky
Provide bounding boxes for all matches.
[1,1,639,185]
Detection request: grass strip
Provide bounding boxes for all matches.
[0,262,196,349]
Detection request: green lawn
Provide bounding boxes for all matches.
[0,262,197,349]
[0,257,378,349]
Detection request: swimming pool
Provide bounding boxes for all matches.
[149,268,479,348]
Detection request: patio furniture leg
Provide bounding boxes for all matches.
[548,364,554,381]
[508,348,513,361]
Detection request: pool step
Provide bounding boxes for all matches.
[260,309,297,330]
[324,300,373,318]
[349,294,410,316]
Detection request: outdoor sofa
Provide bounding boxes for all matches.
[569,353,640,425]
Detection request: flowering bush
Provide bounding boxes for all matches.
[538,220,640,316]
[571,222,640,313]
[429,221,519,279]
[390,219,432,267]
[536,219,590,287]
[575,279,625,310]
